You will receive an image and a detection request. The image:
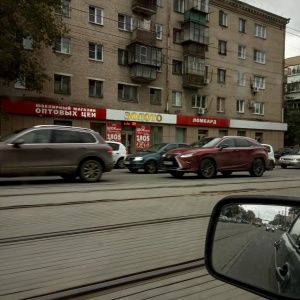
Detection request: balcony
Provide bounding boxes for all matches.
[183,74,205,89]
[132,28,156,46]
[181,22,209,45]
[130,65,157,82]
[184,10,207,25]
[132,0,157,16]
[182,43,205,57]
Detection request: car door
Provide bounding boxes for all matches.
[1,128,54,175]
[234,138,255,168]
[214,138,238,169]
[274,214,300,297]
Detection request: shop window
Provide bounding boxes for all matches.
[175,127,186,143]
[198,130,208,140]
[54,120,72,126]
[150,126,163,144]
[219,130,228,137]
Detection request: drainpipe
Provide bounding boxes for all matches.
[165,0,171,114]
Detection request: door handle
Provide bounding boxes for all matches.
[276,262,290,288]
[274,240,281,249]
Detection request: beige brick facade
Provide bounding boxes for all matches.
[0,0,289,152]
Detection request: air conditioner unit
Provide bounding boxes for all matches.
[252,86,259,93]
[198,108,206,115]
[204,78,210,84]
[248,100,256,108]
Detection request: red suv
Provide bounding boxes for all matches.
[161,136,268,179]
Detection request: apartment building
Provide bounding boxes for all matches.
[0,0,289,153]
[285,56,300,108]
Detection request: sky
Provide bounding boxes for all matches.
[240,0,300,58]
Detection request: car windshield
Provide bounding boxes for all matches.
[289,149,300,155]
[143,143,167,152]
[190,137,221,148]
[0,128,27,142]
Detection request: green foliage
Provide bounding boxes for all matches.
[284,98,300,145]
[0,0,68,92]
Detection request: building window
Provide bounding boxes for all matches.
[184,56,205,75]
[89,80,103,98]
[54,75,71,95]
[173,28,181,43]
[89,43,103,61]
[55,0,71,17]
[173,60,182,75]
[22,37,33,50]
[155,24,163,40]
[157,0,163,6]
[218,69,226,83]
[219,10,227,27]
[118,14,132,31]
[237,72,245,86]
[217,97,225,113]
[174,0,184,13]
[192,95,206,108]
[236,100,245,113]
[219,130,228,137]
[172,91,182,107]
[254,50,266,64]
[55,37,70,54]
[239,18,246,33]
[118,49,128,65]
[218,40,227,55]
[238,45,246,59]
[150,88,161,105]
[89,6,103,25]
[254,24,266,38]
[118,84,138,102]
[253,76,265,89]
[252,102,264,115]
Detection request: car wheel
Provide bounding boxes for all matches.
[144,160,157,174]
[128,168,138,173]
[169,171,185,178]
[79,159,102,182]
[221,171,232,177]
[269,160,275,171]
[281,165,287,169]
[116,157,125,169]
[249,158,265,177]
[198,158,216,179]
[61,173,78,181]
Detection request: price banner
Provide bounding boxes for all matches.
[106,123,122,142]
[136,125,150,150]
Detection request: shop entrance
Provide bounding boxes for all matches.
[121,131,134,154]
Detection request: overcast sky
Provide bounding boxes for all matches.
[240,0,300,58]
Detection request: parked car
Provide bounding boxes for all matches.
[161,136,268,179]
[279,148,300,169]
[123,142,190,174]
[0,125,114,182]
[106,141,127,168]
[274,147,294,160]
[261,143,275,170]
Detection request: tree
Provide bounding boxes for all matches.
[284,95,300,146]
[0,0,68,92]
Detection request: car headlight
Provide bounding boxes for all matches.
[180,152,194,158]
[133,157,143,161]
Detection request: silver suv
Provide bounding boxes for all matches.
[0,125,114,182]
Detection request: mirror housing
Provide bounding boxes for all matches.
[11,138,25,147]
[205,195,300,300]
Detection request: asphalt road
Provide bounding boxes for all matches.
[0,166,299,299]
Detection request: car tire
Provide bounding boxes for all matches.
[144,160,158,174]
[269,160,275,171]
[79,159,103,182]
[169,171,185,178]
[129,168,138,173]
[197,158,216,179]
[281,165,287,169]
[61,173,78,181]
[221,171,232,177]
[116,157,125,169]
[249,158,265,177]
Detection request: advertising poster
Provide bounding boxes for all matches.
[136,125,150,150]
[106,123,122,142]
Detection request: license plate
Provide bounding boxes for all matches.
[163,161,173,165]
[124,161,130,165]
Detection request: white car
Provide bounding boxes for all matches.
[262,143,276,170]
[106,141,127,168]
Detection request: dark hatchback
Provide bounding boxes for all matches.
[161,136,269,179]
[123,143,190,174]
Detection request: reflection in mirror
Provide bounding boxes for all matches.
[212,204,300,299]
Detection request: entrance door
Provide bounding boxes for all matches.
[121,131,134,154]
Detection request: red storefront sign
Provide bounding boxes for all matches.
[177,115,230,127]
[0,100,106,120]
[106,123,122,142]
[136,125,150,150]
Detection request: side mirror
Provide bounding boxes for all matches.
[205,195,300,300]
[11,138,25,147]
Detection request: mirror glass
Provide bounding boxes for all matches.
[212,204,300,299]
